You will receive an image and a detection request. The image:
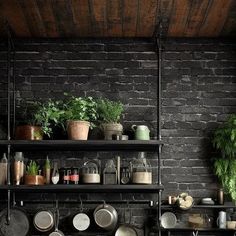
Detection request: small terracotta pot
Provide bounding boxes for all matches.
[15,125,43,140]
[67,120,90,140]
[24,175,45,185]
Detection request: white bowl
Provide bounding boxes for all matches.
[160,212,177,228]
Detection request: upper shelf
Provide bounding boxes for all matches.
[0,140,163,151]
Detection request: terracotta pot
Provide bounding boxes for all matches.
[15,125,43,140]
[24,175,45,185]
[67,120,90,140]
[101,123,123,140]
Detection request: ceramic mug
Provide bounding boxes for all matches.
[217,211,226,229]
[131,125,150,140]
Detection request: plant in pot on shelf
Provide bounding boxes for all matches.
[62,95,97,140]
[24,160,45,185]
[212,114,236,202]
[97,98,124,140]
[15,99,64,140]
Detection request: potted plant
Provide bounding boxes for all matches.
[15,99,64,140]
[24,160,45,185]
[62,95,97,140]
[212,114,236,201]
[97,98,124,140]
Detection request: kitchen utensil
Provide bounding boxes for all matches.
[160,212,177,228]
[116,155,121,184]
[72,197,90,231]
[115,204,139,236]
[131,125,150,140]
[49,202,64,236]
[33,210,54,232]
[0,208,29,236]
[94,203,118,231]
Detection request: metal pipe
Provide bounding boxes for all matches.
[7,30,11,141]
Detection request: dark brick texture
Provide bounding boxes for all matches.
[0,38,235,236]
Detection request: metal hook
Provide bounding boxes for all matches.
[79,195,83,212]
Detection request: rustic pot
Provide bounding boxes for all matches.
[24,175,45,185]
[67,120,90,140]
[15,125,43,140]
[101,123,123,140]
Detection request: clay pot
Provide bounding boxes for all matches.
[101,123,123,140]
[15,125,43,140]
[24,175,45,185]
[67,120,90,140]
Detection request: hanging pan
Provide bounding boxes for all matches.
[0,203,29,236]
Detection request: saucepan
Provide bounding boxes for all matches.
[0,206,29,236]
[72,197,90,231]
[94,202,118,231]
[115,205,140,236]
[49,201,64,236]
[33,210,54,232]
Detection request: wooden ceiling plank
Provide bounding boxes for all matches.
[107,0,122,37]
[137,0,158,37]
[198,0,234,37]
[123,0,138,37]
[1,0,31,37]
[36,0,59,38]
[221,0,236,36]
[71,0,92,37]
[89,0,107,37]
[52,0,76,37]
[183,0,210,37]
[168,0,191,37]
[19,0,47,37]
[159,0,174,37]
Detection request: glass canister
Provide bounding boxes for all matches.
[130,152,152,184]
[103,159,117,185]
[81,160,100,184]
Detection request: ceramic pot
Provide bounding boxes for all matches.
[131,125,150,140]
[67,120,90,140]
[101,123,123,140]
[24,175,45,185]
[15,125,43,140]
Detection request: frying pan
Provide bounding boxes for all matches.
[0,207,29,236]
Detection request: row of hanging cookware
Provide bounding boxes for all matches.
[0,202,141,236]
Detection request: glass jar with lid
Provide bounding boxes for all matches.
[103,159,117,185]
[130,152,152,184]
[81,160,100,184]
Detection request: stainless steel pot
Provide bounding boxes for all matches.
[94,203,118,231]
[73,212,90,231]
[115,225,138,236]
[33,210,54,232]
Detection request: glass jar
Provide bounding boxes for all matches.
[103,159,117,185]
[130,152,152,184]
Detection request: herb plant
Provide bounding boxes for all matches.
[62,95,97,128]
[97,98,123,123]
[26,161,40,176]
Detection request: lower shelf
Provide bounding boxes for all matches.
[161,228,236,232]
[0,184,164,193]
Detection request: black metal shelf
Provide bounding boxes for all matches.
[0,140,163,151]
[161,204,236,209]
[161,228,236,232]
[0,184,164,193]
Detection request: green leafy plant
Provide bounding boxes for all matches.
[62,95,97,128]
[97,98,124,123]
[213,114,236,159]
[18,99,64,138]
[26,161,40,176]
[212,114,236,201]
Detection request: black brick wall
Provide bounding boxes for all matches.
[0,38,235,236]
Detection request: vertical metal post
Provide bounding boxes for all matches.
[7,30,11,141]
